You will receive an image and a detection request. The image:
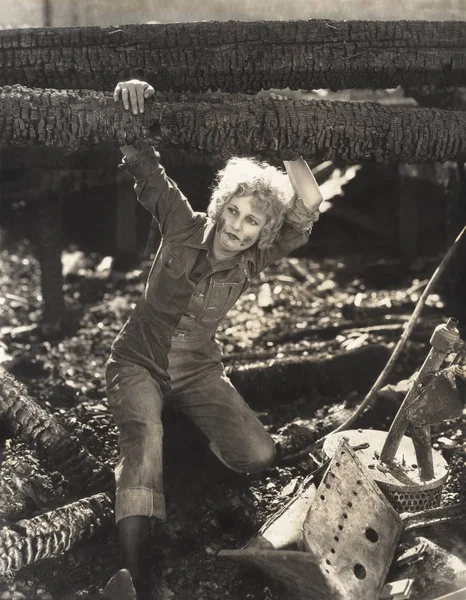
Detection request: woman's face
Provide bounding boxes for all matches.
[212,195,267,260]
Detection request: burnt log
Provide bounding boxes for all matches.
[0,368,113,493]
[0,448,54,524]
[0,493,113,576]
[227,344,391,409]
[0,21,465,92]
[2,87,466,163]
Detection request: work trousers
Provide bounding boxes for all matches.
[105,334,276,523]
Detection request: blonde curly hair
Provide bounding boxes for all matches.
[207,157,295,249]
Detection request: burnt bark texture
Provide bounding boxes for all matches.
[0,493,113,576]
[2,86,466,163]
[0,20,465,92]
[0,449,52,524]
[0,368,113,493]
[228,344,391,408]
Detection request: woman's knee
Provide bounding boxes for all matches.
[215,437,276,473]
[243,440,277,473]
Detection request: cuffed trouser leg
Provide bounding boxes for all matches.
[106,360,167,524]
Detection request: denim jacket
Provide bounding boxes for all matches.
[109,147,318,386]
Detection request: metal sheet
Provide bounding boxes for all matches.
[406,369,463,426]
[246,483,317,550]
[323,430,448,493]
[303,440,404,600]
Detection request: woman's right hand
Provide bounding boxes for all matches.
[113,79,155,115]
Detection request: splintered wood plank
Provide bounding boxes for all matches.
[303,441,404,600]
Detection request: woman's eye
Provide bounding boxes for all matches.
[247,217,258,225]
[228,207,236,214]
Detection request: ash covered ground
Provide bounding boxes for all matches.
[0,225,464,599]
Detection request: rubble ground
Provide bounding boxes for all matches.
[0,233,464,600]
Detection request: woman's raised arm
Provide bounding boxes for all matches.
[283,157,323,213]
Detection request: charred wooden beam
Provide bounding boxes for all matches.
[0,493,113,576]
[0,21,465,92]
[227,344,391,408]
[0,368,67,450]
[0,448,54,524]
[0,368,113,493]
[2,86,466,163]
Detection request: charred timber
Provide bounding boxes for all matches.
[0,493,113,576]
[0,21,465,92]
[0,368,113,493]
[2,86,466,163]
[227,344,390,408]
[0,449,52,524]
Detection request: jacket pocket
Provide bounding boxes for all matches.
[148,250,187,307]
[200,279,245,323]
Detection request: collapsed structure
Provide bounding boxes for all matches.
[0,17,465,600]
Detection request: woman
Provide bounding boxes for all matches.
[104,79,323,599]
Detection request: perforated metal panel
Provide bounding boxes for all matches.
[303,441,404,600]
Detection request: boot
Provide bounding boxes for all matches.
[103,569,137,600]
[117,515,152,600]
